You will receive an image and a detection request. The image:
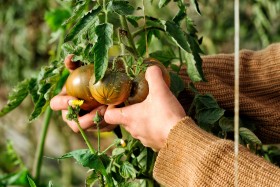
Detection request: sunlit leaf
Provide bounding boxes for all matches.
[59,149,107,176]
[27,175,37,187]
[108,1,134,15]
[44,8,71,31]
[86,171,99,187]
[64,6,102,42]
[184,52,202,82]
[62,1,87,26]
[93,23,113,83]
[0,79,30,117]
[239,127,262,145]
[120,161,137,179]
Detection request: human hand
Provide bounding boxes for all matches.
[104,66,186,151]
[50,54,116,132]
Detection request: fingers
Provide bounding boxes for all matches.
[104,105,135,126]
[50,95,76,111]
[64,54,81,72]
[62,105,107,132]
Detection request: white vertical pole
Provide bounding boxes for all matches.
[234,0,240,187]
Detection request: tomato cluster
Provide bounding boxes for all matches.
[65,58,170,110]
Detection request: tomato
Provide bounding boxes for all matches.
[89,70,132,105]
[126,72,148,105]
[126,58,170,104]
[65,64,101,110]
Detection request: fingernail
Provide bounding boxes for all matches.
[68,99,73,106]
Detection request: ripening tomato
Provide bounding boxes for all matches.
[126,58,170,104]
[65,64,101,110]
[89,70,132,105]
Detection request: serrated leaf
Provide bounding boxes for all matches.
[29,95,48,122]
[194,94,225,130]
[0,79,30,117]
[120,161,137,179]
[64,6,101,42]
[59,149,107,176]
[239,127,262,145]
[164,20,191,52]
[158,0,171,8]
[108,1,134,15]
[93,23,113,83]
[184,52,202,82]
[62,1,87,26]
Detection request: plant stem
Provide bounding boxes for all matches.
[75,119,96,154]
[97,123,100,153]
[32,106,52,181]
[120,15,139,57]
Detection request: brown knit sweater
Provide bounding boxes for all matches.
[153,43,280,186]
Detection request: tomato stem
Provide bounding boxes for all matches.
[32,107,52,182]
[120,15,139,58]
[75,119,96,154]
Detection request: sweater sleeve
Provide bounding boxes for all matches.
[178,43,280,143]
[153,117,280,187]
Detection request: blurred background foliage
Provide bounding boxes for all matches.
[0,0,280,186]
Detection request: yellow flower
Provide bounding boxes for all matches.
[69,99,84,107]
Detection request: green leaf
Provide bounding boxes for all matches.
[108,1,134,15]
[184,52,202,82]
[120,161,137,179]
[164,20,191,52]
[149,50,176,66]
[62,1,87,26]
[44,8,71,31]
[126,15,142,27]
[219,116,234,132]
[27,175,37,187]
[173,4,186,24]
[59,149,107,176]
[158,0,171,8]
[239,127,262,145]
[64,6,102,42]
[86,171,99,187]
[194,94,225,130]
[29,95,48,122]
[0,79,30,117]
[169,72,185,97]
[93,23,113,83]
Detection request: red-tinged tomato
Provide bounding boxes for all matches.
[89,70,132,105]
[65,64,101,110]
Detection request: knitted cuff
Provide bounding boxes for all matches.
[153,116,218,186]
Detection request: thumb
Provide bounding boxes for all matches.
[145,65,169,97]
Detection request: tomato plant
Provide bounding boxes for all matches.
[1,0,278,186]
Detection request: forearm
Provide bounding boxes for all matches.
[179,43,280,143]
[153,117,280,186]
